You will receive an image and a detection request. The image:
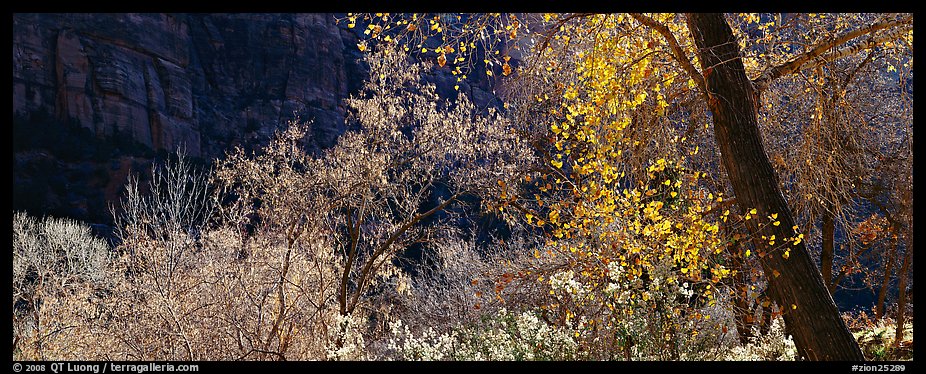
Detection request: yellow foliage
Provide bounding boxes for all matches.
[515,15,746,345]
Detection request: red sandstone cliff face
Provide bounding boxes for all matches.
[13,13,366,157]
[13,13,503,224]
[12,14,367,222]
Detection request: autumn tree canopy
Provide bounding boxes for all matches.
[343,12,911,360]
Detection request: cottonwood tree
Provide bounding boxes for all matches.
[748,13,912,294]
[87,47,532,360]
[216,46,534,350]
[352,12,911,360]
[752,15,913,341]
[685,13,910,360]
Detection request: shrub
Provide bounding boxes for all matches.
[725,317,798,361]
[386,308,579,361]
[107,153,343,360]
[12,212,114,360]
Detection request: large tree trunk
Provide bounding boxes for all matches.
[821,211,837,293]
[685,13,864,360]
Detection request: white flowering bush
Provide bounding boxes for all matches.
[385,320,459,360]
[536,243,738,360]
[457,309,579,360]
[386,308,578,360]
[327,313,368,361]
[725,317,798,361]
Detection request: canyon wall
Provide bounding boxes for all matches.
[13,13,502,223]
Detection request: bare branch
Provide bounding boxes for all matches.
[753,14,912,92]
[345,192,462,314]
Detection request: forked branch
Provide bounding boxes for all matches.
[753,14,912,92]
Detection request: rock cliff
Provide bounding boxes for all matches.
[14,13,366,157]
[13,13,368,223]
[13,13,503,224]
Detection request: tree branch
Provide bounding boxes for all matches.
[831,242,878,292]
[753,15,911,92]
[339,200,366,314]
[630,13,707,96]
[538,13,596,55]
[344,192,462,314]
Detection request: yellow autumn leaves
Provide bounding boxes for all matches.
[522,14,761,325]
[347,12,521,84]
[534,157,731,294]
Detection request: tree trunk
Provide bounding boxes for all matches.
[875,235,897,320]
[685,13,864,360]
[727,237,754,344]
[821,211,836,293]
[892,235,912,348]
